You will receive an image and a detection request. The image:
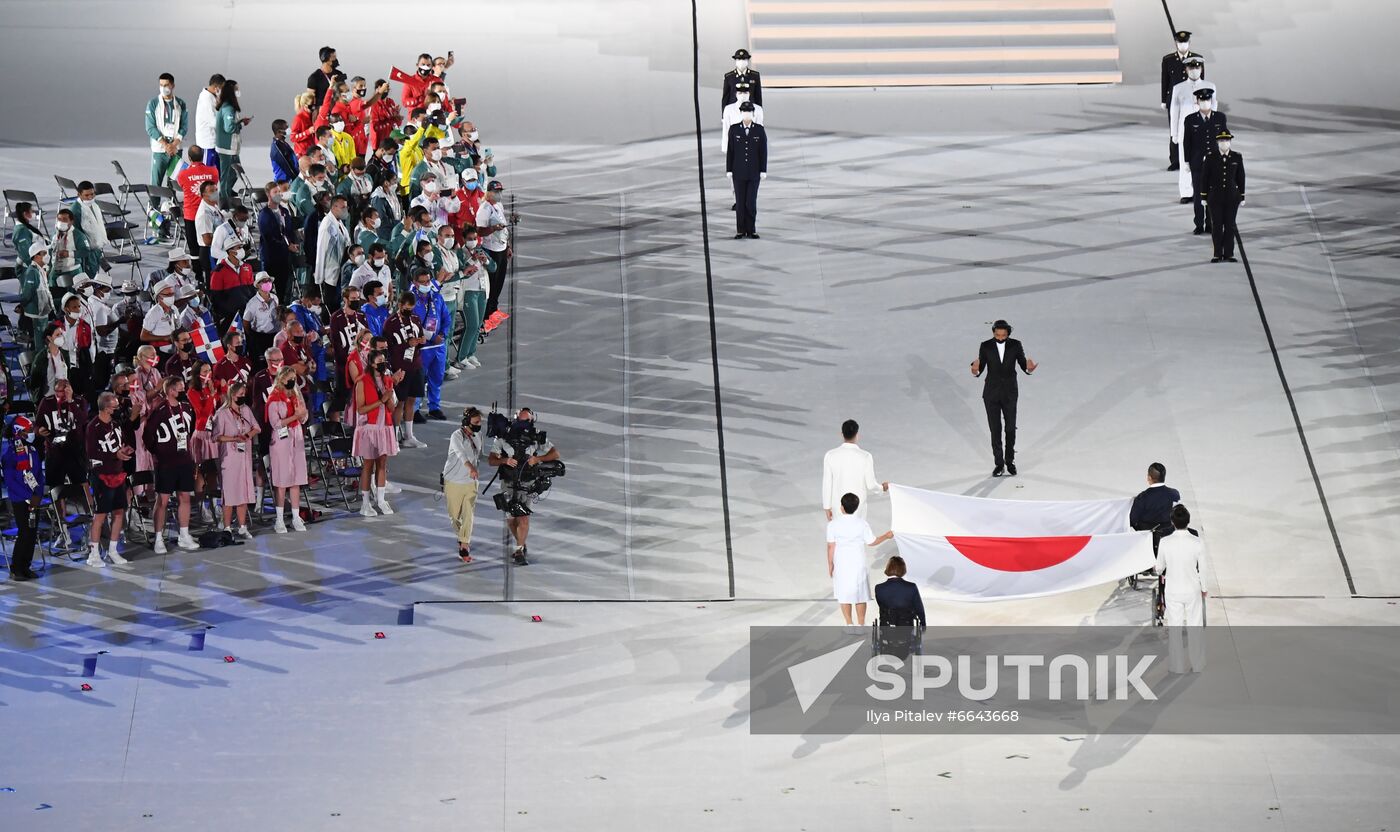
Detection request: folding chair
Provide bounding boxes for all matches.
[54,175,79,206]
[95,198,139,238]
[3,189,46,238]
[43,484,90,561]
[147,185,181,245]
[104,226,144,280]
[124,471,156,545]
[325,436,362,509]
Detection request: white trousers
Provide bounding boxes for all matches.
[1164,593,1206,673]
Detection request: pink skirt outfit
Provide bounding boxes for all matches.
[212,405,258,507]
[267,398,309,488]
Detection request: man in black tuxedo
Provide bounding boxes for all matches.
[970,320,1037,477]
[725,102,767,239]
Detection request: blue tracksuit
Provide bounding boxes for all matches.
[2,439,45,501]
[412,283,449,412]
[291,301,329,413]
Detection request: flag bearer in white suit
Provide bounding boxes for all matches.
[1154,505,1208,672]
[821,419,888,521]
[1170,57,1217,201]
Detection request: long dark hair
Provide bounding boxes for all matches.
[366,350,389,397]
[217,79,241,113]
[14,201,41,232]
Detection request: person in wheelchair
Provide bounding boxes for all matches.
[873,556,925,657]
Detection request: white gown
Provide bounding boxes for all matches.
[827,514,875,604]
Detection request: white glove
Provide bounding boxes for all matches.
[759,172,767,181]
[1160,103,1167,110]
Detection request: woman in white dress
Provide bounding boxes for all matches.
[826,492,894,626]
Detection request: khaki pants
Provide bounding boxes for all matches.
[444,480,479,548]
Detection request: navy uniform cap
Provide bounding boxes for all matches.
[1175,30,1192,42]
[1193,87,1215,99]
[732,48,752,60]
[739,101,755,112]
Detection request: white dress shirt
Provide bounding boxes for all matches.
[195,88,219,150]
[821,442,881,517]
[996,341,1006,363]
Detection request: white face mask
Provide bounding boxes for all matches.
[1217,141,1231,154]
[423,184,439,195]
[427,103,441,113]
[442,239,455,250]
[56,220,71,231]
[1178,41,1190,52]
[371,218,381,229]
[467,130,479,141]
[1198,100,1212,112]
[353,254,366,265]
[735,59,749,71]
[741,114,753,124]
[308,305,322,315]
[234,89,241,99]
[171,264,185,275]
[160,85,173,98]
[373,257,386,268]
[430,149,442,161]
[1187,68,1201,80]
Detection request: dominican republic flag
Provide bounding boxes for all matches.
[189,310,224,364]
[890,485,1154,601]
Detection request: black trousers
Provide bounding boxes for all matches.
[183,219,211,286]
[484,248,510,317]
[1189,163,1208,230]
[1167,110,1177,165]
[1209,198,1240,258]
[733,176,760,234]
[9,499,38,575]
[983,394,1018,467]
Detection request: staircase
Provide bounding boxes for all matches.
[747,0,1122,87]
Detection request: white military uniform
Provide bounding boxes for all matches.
[821,442,881,519]
[1154,528,1208,672]
[720,101,764,152]
[1170,78,1219,197]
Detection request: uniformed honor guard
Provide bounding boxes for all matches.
[1169,57,1217,202]
[1201,130,1245,263]
[1182,88,1228,236]
[722,49,763,113]
[720,81,764,153]
[1160,30,1203,170]
[725,102,767,239]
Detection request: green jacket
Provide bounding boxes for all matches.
[356,226,380,254]
[145,95,189,146]
[12,224,44,265]
[215,103,243,155]
[52,224,100,277]
[19,263,52,317]
[288,177,314,218]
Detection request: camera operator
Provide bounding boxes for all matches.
[487,407,560,565]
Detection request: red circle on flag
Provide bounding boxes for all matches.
[946,536,1091,572]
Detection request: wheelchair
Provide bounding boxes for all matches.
[870,614,925,660]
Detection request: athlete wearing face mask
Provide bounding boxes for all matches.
[721,48,763,114]
[720,82,765,153]
[1161,30,1203,168]
[146,72,188,216]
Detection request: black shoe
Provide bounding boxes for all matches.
[1210,257,1223,263]
[1179,197,1191,204]
[1006,462,1017,476]
[1167,163,1179,171]
[427,409,447,421]
[733,233,745,239]
[512,546,529,566]
[992,465,1005,478]
[413,411,426,424]
[1225,256,1238,262]
[730,202,736,211]
[747,232,760,239]
[1193,227,1205,235]
[458,548,473,564]
[9,570,31,582]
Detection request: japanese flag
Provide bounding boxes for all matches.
[890,485,1154,601]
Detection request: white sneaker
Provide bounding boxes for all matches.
[451,360,469,370]
[383,482,403,494]
[238,526,253,540]
[153,536,168,554]
[375,497,395,516]
[176,534,200,551]
[466,356,481,368]
[359,500,379,518]
[401,437,426,449]
[107,548,130,565]
[86,549,105,568]
[274,519,288,534]
[444,366,461,380]
[291,516,307,532]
